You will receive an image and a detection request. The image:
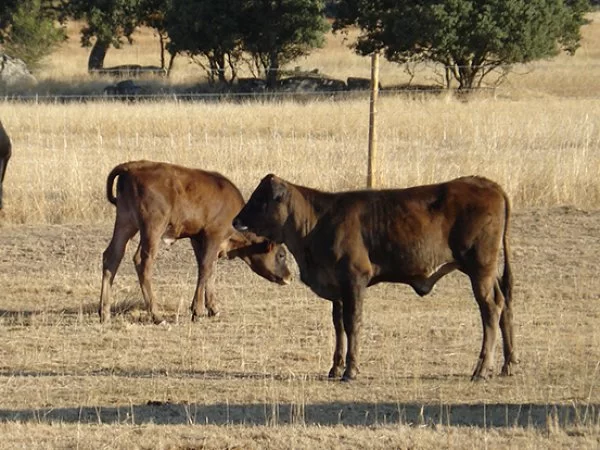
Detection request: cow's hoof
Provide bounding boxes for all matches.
[328,366,344,379]
[341,367,359,382]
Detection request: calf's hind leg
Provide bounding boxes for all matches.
[100,221,138,323]
[133,228,164,324]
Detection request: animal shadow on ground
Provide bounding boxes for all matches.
[0,300,189,325]
[0,400,596,429]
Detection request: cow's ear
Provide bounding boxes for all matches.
[271,180,287,202]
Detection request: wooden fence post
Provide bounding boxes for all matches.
[367,52,380,188]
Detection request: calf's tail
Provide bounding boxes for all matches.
[105,163,131,205]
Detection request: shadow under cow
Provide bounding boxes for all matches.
[0,401,597,429]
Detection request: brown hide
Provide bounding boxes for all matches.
[234,175,516,381]
[100,160,292,324]
[0,120,12,209]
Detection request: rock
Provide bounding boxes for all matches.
[0,53,37,87]
[103,79,144,100]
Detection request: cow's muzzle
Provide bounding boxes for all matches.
[233,217,248,232]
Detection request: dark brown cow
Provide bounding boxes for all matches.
[234,175,516,381]
[100,160,292,324]
[0,120,12,209]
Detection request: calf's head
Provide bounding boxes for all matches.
[233,174,290,243]
[223,230,292,285]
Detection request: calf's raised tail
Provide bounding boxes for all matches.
[106,164,128,205]
[105,160,152,205]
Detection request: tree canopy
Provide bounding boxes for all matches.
[165,0,329,86]
[165,0,244,84]
[334,0,591,89]
[67,0,157,71]
[0,0,66,71]
[240,0,330,87]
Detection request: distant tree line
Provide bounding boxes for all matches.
[0,0,592,89]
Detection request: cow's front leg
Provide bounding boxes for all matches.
[340,270,368,381]
[328,299,345,378]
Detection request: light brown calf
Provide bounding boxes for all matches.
[100,160,292,324]
[234,175,516,381]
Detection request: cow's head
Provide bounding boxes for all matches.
[233,174,290,243]
[222,230,292,285]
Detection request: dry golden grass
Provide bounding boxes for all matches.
[0,11,599,450]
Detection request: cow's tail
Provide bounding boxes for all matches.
[105,162,135,206]
[499,191,513,306]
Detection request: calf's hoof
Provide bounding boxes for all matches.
[151,314,166,325]
[501,353,519,376]
[206,308,220,318]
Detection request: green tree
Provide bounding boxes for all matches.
[138,0,172,70]
[67,0,146,71]
[165,0,244,84]
[0,0,66,71]
[241,0,330,88]
[334,0,590,89]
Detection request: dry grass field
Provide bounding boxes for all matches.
[0,12,599,450]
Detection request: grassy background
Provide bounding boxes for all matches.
[0,12,599,450]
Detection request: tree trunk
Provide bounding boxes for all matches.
[266,51,279,89]
[166,52,176,77]
[159,32,166,69]
[87,39,110,72]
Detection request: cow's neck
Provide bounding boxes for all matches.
[284,183,336,273]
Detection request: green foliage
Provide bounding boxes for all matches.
[67,0,144,48]
[241,0,330,87]
[165,0,244,84]
[0,0,66,71]
[165,0,329,86]
[66,0,171,70]
[334,0,590,89]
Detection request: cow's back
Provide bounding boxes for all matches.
[306,176,507,283]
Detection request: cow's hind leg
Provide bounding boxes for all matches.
[133,228,164,324]
[470,272,503,380]
[498,281,518,376]
[190,235,221,321]
[328,299,346,379]
[100,219,137,323]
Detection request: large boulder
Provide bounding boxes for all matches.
[0,53,36,87]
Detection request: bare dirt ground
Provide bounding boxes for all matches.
[0,207,599,448]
